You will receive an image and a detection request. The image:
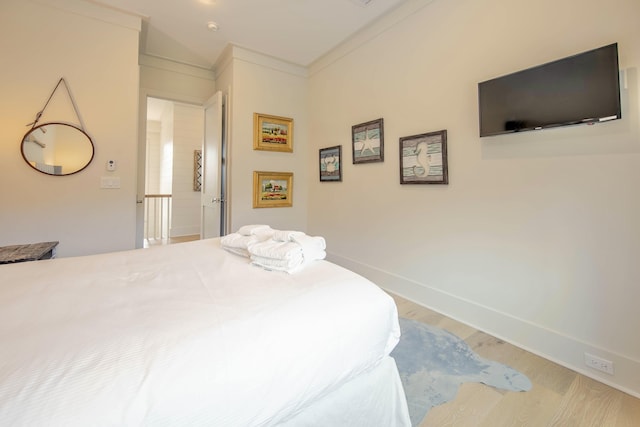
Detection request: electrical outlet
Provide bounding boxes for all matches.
[584,353,614,375]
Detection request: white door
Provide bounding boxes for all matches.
[201,91,225,238]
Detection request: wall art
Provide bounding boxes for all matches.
[319,145,342,182]
[352,118,384,163]
[253,113,293,152]
[399,130,448,184]
[253,171,293,208]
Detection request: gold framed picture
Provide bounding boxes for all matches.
[253,171,293,208]
[253,113,293,152]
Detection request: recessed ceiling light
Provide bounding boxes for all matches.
[207,21,218,31]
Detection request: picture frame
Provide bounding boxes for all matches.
[253,171,293,208]
[399,129,448,184]
[193,149,202,191]
[319,145,342,182]
[352,118,384,164]
[253,113,293,152]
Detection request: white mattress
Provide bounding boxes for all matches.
[0,238,405,426]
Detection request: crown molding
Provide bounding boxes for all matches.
[214,44,308,78]
[32,0,142,32]
[309,0,436,76]
[139,54,215,80]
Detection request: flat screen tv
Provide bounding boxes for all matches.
[478,43,621,137]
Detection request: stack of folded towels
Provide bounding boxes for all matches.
[220,224,327,273]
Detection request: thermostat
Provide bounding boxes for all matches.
[106,160,117,171]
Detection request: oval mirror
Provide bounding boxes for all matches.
[21,123,94,176]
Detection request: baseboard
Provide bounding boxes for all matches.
[328,252,640,399]
[169,226,200,238]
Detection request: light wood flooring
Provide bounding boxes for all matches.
[390,293,640,427]
[144,234,200,247]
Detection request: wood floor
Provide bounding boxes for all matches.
[143,234,200,247]
[390,293,640,427]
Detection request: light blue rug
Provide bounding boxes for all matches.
[392,317,532,426]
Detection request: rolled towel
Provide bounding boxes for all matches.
[237,224,273,236]
[272,229,305,242]
[305,249,327,261]
[290,234,327,261]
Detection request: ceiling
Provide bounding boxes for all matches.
[91,0,408,69]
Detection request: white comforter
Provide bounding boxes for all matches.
[0,238,401,426]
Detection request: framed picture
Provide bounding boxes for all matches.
[399,129,448,184]
[253,171,293,208]
[352,118,384,164]
[193,149,202,191]
[319,145,342,182]
[253,113,293,152]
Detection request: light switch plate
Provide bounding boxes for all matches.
[101,176,121,189]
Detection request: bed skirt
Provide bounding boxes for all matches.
[279,356,411,426]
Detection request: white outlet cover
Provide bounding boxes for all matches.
[101,176,121,189]
[584,352,614,375]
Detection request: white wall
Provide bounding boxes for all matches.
[145,121,162,194]
[308,0,640,395]
[0,0,140,257]
[218,47,309,233]
[139,55,216,105]
[159,105,174,195]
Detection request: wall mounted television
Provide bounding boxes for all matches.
[478,43,621,137]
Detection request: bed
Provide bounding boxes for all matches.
[0,238,410,426]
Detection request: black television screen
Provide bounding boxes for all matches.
[478,43,621,137]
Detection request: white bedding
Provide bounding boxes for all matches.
[0,238,408,426]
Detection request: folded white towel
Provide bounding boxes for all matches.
[225,227,327,272]
[247,239,303,260]
[221,232,271,257]
[223,247,251,258]
[251,254,303,270]
[250,253,306,274]
[237,224,273,236]
[272,229,305,242]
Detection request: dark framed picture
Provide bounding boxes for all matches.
[253,113,293,152]
[352,118,384,164]
[319,145,342,182]
[253,171,293,208]
[399,129,448,184]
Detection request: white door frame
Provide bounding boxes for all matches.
[135,89,213,248]
[201,91,223,239]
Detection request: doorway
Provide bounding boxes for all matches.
[201,91,227,239]
[138,94,227,248]
[143,97,204,246]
